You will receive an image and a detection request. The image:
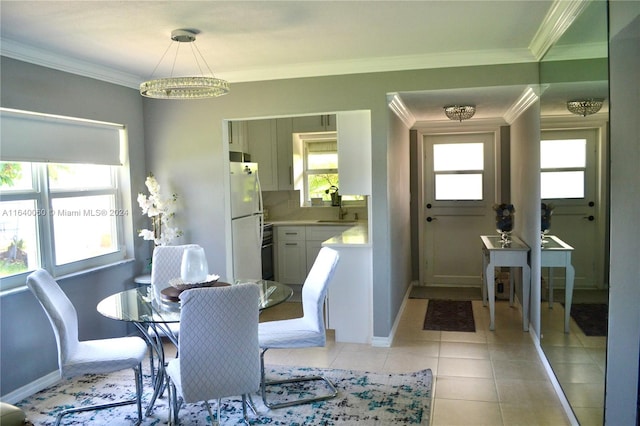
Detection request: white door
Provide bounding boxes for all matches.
[231,215,262,281]
[422,132,497,287]
[541,128,604,289]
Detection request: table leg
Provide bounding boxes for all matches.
[482,249,488,307]
[133,322,168,417]
[485,260,495,331]
[564,264,575,333]
[548,267,554,308]
[509,267,515,307]
[521,264,530,332]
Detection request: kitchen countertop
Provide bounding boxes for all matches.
[269,219,365,226]
[322,224,370,247]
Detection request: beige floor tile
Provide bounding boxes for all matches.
[495,378,563,406]
[435,376,498,402]
[551,362,605,384]
[438,357,494,379]
[432,399,503,425]
[500,402,571,425]
[561,382,606,408]
[572,407,605,426]
[440,341,490,359]
[382,353,439,374]
[488,343,540,362]
[329,350,388,371]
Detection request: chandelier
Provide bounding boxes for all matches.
[140,29,229,100]
[566,99,603,117]
[444,105,476,122]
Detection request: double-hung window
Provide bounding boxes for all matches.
[304,139,339,202]
[0,108,127,290]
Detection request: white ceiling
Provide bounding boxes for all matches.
[0,1,608,122]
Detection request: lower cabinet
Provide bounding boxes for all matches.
[275,225,349,284]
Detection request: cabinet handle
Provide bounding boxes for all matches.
[285,242,298,246]
[289,166,292,185]
[326,115,331,127]
[285,232,298,235]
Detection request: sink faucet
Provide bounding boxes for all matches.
[339,207,348,220]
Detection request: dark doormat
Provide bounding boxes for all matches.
[423,300,476,332]
[567,303,608,336]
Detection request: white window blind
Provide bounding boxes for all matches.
[0,108,123,165]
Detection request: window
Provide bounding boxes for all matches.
[0,108,126,290]
[541,138,586,199]
[305,140,339,202]
[433,142,484,200]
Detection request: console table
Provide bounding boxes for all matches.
[542,235,575,333]
[481,235,531,331]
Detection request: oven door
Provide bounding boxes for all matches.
[261,241,274,280]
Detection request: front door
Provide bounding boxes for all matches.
[541,128,605,289]
[422,132,497,287]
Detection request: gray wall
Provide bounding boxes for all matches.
[605,3,640,424]
[0,57,147,398]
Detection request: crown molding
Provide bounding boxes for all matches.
[503,86,540,124]
[1,38,142,89]
[387,94,416,128]
[529,0,592,61]
[2,34,537,88]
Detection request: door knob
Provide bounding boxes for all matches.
[426,217,437,222]
[583,215,595,221]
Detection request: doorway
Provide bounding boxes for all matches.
[421,132,498,287]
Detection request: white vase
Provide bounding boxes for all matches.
[180,246,209,283]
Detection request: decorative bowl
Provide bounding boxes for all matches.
[169,274,220,291]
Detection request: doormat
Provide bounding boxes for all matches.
[423,299,475,332]
[567,303,608,336]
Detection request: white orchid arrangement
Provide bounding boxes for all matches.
[137,174,182,246]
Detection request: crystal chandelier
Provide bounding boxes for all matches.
[566,99,603,117]
[140,29,229,100]
[444,105,476,122]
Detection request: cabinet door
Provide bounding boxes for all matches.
[305,240,324,275]
[292,114,336,133]
[228,120,247,153]
[336,111,371,195]
[247,119,278,191]
[276,118,294,190]
[277,240,307,284]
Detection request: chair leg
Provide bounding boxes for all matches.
[53,364,144,426]
[260,348,338,409]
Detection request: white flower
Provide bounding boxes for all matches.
[137,174,182,245]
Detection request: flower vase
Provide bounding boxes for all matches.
[494,203,515,244]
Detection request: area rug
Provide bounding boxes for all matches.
[423,299,476,332]
[17,365,432,425]
[567,303,608,336]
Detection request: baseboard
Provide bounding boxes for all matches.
[1,371,60,404]
[530,328,580,426]
[371,281,413,347]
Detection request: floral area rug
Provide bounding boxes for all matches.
[17,365,432,425]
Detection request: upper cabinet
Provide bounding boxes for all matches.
[336,111,371,195]
[246,119,278,191]
[292,114,336,133]
[228,120,248,153]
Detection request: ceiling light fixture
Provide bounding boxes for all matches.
[566,99,603,117]
[444,105,476,122]
[140,29,229,100]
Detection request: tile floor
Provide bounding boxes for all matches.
[259,294,575,425]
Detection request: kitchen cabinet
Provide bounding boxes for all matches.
[275,226,307,284]
[275,224,350,285]
[246,119,278,191]
[305,226,349,275]
[336,111,371,195]
[228,120,248,153]
[275,118,294,191]
[292,114,336,133]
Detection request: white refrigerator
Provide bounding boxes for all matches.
[230,162,263,282]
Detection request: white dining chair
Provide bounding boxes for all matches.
[26,269,148,426]
[258,246,339,409]
[165,283,261,425]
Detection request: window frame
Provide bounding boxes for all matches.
[0,163,126,290]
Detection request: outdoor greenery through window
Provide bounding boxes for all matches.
[0,161,125,287]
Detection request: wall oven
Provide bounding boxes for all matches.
[261,223,274,280]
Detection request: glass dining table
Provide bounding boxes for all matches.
[97,279,293,416]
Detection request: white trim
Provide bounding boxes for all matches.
[530,329,580,426]
[503,87,540,124]
[388,93,416,128]
[0,371,60,405]
[529,0,592,61]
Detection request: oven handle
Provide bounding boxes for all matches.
[261,242,273,249]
